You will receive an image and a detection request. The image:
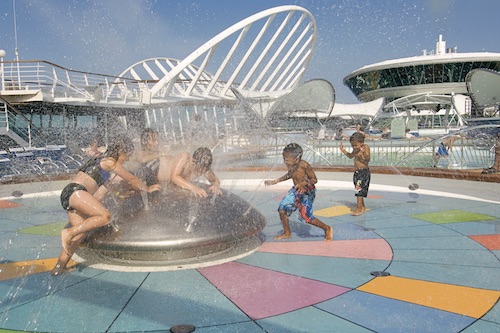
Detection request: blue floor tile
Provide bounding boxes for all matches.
[316,290,476,333]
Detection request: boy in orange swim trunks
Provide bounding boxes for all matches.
[265,143,333,241]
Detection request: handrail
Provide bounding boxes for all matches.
[0,60,222,105]
[0,96,47,146]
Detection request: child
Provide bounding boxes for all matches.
[340,132,371,216]
[157,147,221,197]
[265,143,333,241]
[52,135,161,276]
[128,128,169,185]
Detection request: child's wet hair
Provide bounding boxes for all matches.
[105,134,134,158]
[350,132,365,143]
[192,147,213,172]
[283,143,303,159]
[140,128,159,148]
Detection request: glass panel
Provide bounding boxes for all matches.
[433,63,444,83]
[414,65,425,84]
[452,62,463,82]
[459,62,473,82]
[443,63,454,82]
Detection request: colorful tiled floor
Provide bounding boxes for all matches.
[0,172,499,333]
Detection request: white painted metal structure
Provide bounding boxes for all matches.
[116,5,316,104]
[0,6,317,107]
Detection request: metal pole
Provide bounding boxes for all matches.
[13,0,21,89]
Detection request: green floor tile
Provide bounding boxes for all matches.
[18,220,68,236]
[411,210,496,224]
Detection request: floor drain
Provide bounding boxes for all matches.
[170,324,196,333]
[408,183,419,190]
[370,271,390,277]
[12,191,23,197]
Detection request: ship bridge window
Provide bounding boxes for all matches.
[344,61,500,99]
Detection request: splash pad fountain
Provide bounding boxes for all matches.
[74,183,266,271]
[1,4,500,333]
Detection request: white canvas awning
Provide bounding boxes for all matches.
[329,97,385,119]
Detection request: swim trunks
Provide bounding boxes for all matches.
[60,183,87,210]
[354,168,371,197]
[278,185,316,223]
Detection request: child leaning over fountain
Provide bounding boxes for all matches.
[340,132,371,216]
[156,147,221,197]
[128,128,169,186]
[264,143,333,241]
[51,135,161,276]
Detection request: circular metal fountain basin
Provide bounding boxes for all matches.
[75,183,266,271]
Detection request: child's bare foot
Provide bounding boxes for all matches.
[61,229,72,255]
[325,226,333,241]
[274,233,292,240]
[351,208,366,216]
[50,263,75,276]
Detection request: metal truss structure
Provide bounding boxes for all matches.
[0,6,317,107]
[116,5,317,104]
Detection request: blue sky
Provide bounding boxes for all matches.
[1,0,499,103]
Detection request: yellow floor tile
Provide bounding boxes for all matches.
[358,275,500,318]
[315,205,353,217]
[0,258,77,281]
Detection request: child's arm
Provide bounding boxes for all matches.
[303,163,318,185]
[205,169,222,195]
[357,144,371,164]
[294,163,317,193]
[105,158,161,193]
[339,142,357,159]
[171,153,207,197]
[134,149,167,164]
[264,172,292,186]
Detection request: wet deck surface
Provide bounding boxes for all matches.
[0,171,499,333]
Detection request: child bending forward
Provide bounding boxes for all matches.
[265,143,333,241]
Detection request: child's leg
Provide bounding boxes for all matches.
[275,188,296,240]
[352,196,366,216]
[51,234,84,276]
[274,209,292,240]
[308,218,333,241]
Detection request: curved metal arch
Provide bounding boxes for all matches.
[110,57,216,98]
[148,5,316,100]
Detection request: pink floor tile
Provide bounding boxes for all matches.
[0,200,22,209]
[470,234,500,250]
[258,239,392,260]
[199,261,350,320]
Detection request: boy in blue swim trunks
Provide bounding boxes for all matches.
[340,132,371,216]
[265,143,333,241]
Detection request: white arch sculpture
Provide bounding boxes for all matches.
[116,5,316,104]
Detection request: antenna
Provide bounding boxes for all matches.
[13,0,19,62]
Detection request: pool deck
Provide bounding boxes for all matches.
[0,170,499,333]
